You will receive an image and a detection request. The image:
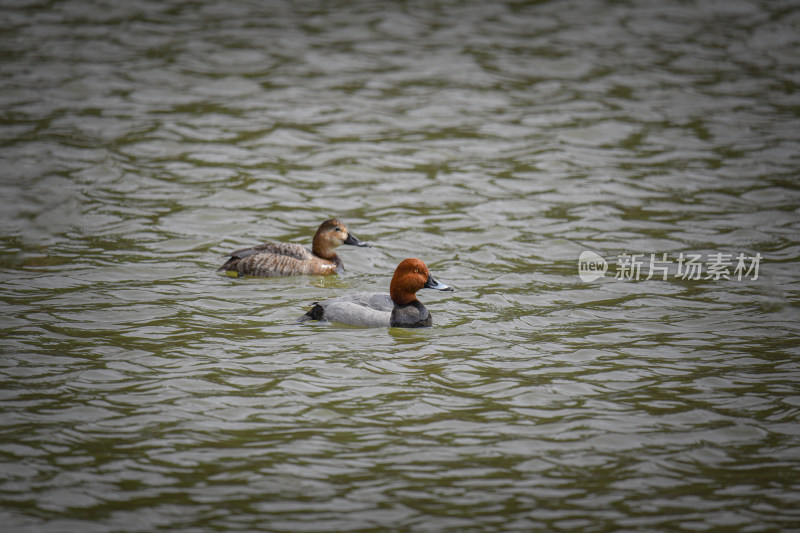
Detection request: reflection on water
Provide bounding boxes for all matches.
[2,0,800,531]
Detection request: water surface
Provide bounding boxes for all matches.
[2,0,800,531]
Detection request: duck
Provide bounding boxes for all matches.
[298,258,454,327]
[218,218,371,277]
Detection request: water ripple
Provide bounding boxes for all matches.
[2,0,800,531]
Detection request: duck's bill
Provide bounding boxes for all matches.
[425,274,454,291]
[344,233,372,247]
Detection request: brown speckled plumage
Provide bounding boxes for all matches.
[220,242,340,277]
[218,219,369,277]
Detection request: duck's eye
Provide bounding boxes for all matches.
[333,227,341,232]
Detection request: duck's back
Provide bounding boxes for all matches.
[220,242,336,277]
[229,242,313,261]
[303,293,394,327]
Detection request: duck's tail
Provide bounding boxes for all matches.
[297,303,325,323]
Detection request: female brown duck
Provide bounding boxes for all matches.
[218,219,371,277]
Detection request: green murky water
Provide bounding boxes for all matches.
[2,0,800,531]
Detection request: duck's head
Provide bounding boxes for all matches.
[313,218,371,257]
[389,258,454,306]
